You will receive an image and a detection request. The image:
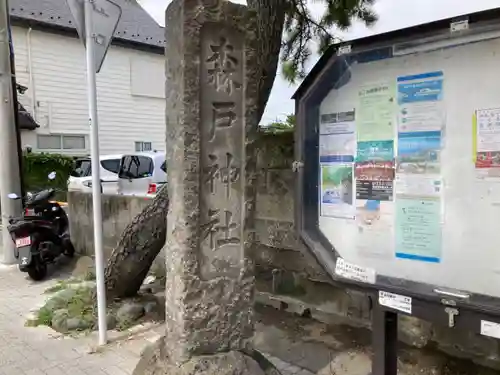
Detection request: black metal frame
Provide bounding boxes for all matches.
[294,7,500,375]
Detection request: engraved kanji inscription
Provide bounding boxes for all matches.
[205,152,240,197]
[209,102,236,141]
[201,209,240,251]
[206,36,242,94]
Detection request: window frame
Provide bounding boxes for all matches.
[37,134,86,151]
[100,159,121,174]
[118,155,154,179]
[135,141,153,152]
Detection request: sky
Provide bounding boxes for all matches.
[138,0,500,124]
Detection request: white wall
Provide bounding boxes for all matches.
[12,26,166,156]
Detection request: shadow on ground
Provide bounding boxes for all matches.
[254,304,499,375]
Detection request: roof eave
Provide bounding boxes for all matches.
[11,16,165,55]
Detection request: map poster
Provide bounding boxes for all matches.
[320,163,355,219]
[395,196,442,263]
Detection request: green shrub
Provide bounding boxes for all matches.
[22,152,75,199]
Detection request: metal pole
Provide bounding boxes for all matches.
[84,0,107,345]
[0,0,22,264]
[372,302,398,375]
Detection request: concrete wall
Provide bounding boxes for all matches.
[68,131,500,370]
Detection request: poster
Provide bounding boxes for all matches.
[355,161,395,181]
[356,199,394,258]
[396,71,444,178]
[395,197,441,263]
[397,71,445,133]
[475,108,500,168]
[357,140,394,162]
[395,174,442,198]
[320,163,355,218]
[356,180,393,201]
[397,131,441,174]
[320,111,356,163]
[357,82,396,142]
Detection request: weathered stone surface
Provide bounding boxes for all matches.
[254,220,301,250]
[399,315,432,348]
[51,308,69,332]
[431,325,500,370]
[133,336,278,375]
[173,351,266,375]
[68,192,151,259]
[116,302,144,323]
[66,317,91,331]
[317,350,371,375]
[162,0,258,367]
[45,288,77,311]
[106,314,117,330]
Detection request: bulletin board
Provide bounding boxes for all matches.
[312,23,500,300]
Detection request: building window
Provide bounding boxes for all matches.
[135,141,152,152]
[37,134,86,150]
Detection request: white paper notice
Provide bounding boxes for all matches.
[395,174,442,198]
[335,258,376,284]
[476,108,500,153]
[356,203,394,259]
[398,101,445,133]
[480,320,500,339]
[319,111,356,160]
[378,291,412,314]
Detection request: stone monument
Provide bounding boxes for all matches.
[133,0,274,374]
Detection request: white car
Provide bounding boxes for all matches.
[117,151,166,197]
[67,154,122,195]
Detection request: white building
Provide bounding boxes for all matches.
[10,0,166,156]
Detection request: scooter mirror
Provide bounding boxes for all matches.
[7,193,18,199]
[48,171,56,180]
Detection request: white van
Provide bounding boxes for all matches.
[68,154,122,194]
[117,152,166,197]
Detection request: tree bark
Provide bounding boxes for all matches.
[247,0,287,121]
[103,0,286,299]
[104,184,169,300]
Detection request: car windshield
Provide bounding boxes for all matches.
[70,159,91,177]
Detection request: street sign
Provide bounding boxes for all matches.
[66,0,122,73]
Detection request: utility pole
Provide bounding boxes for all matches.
[8,15,26,206]
[0,0,22,264]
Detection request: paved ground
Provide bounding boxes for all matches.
[0,261,314,375]
[0,263,155,375]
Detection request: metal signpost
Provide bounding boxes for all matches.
[66,0,122,345]
[293,8,500,375]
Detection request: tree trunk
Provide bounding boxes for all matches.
[247,0,287,121]
[103,0,286,299]
[104,184,169,300]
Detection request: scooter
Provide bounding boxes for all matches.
[7,171,75,280]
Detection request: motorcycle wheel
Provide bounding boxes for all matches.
[27,259,47,281]
[64,241,75,258]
